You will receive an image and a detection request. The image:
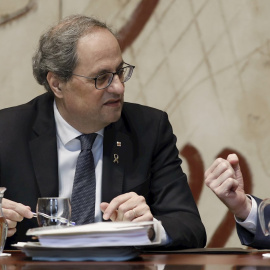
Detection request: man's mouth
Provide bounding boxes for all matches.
[104,99,121,107]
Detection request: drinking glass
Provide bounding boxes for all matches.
[258,198,270,236]
[36,197,72,227]
[0,187,8,254]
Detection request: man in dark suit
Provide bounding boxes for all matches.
[205,153,270,248]
[0,15,206,249]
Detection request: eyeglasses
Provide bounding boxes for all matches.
[72,63,135,90]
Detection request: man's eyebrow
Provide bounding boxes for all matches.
[93,61,125,76]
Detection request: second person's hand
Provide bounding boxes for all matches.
[204,153,252,220]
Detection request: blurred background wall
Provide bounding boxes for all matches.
[1,0,270,248]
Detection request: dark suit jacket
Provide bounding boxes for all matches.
[0,93,206,249]
[237,196,270,249]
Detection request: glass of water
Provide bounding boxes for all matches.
[36,197,72,227]
[0,187,8,254]
[258,198,270,236]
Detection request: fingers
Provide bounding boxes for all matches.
[102,192,134,221]
[205,157,236,190]
[204,154,250,218]
[212,177,239,199]
[204,155,242,205]
[227,153,239,165]
[119,204,151,222]
[2,198,34,237]
[100,202,109,213]
[101,192,153,222]
[100,202,118,221]
[130,204,153,222]
[7,228,16,237]
[2,198,33,219]
[205,154,244,197]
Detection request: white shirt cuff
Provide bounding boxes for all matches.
[235,195,257,234]
[154,218,171,245]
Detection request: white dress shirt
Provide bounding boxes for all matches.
[235,195,257,234]
[53,102,169,244]
[54,101,104,222]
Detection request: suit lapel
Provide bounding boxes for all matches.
[102,122,131,204]
[29,94,59,197]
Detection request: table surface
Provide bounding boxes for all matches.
[1,250,270,270]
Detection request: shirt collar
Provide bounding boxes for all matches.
[53,101,104,146]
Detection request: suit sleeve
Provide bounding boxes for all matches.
[147,111,206,249]
[237,196,270,249]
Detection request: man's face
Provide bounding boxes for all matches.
[55,29,125,133]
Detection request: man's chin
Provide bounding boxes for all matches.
[110,113,122,124]
[102,102,123,125]
[103,112,122,127]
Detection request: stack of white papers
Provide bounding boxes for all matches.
[13,242,141,261]
[26,221,161,248]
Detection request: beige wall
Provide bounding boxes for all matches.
[1,0,270,248]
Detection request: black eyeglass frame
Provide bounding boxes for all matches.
[72,62,135,90]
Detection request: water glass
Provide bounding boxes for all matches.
[258,198,270,236]
[36,197,71,227]
[0,187,8,254]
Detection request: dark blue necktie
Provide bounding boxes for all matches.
[71,133,97,225]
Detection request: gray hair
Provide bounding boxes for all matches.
[32,15,116,93]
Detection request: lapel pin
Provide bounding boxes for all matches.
[117,141,121,147]
[113,154,119,164]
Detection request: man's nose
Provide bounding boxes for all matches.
[106,74,125,94]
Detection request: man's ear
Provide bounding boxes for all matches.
[47,72,63,98]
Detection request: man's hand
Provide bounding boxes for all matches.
[100,192,153,222]
[204,153,252,220]
[2,198,33,237]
